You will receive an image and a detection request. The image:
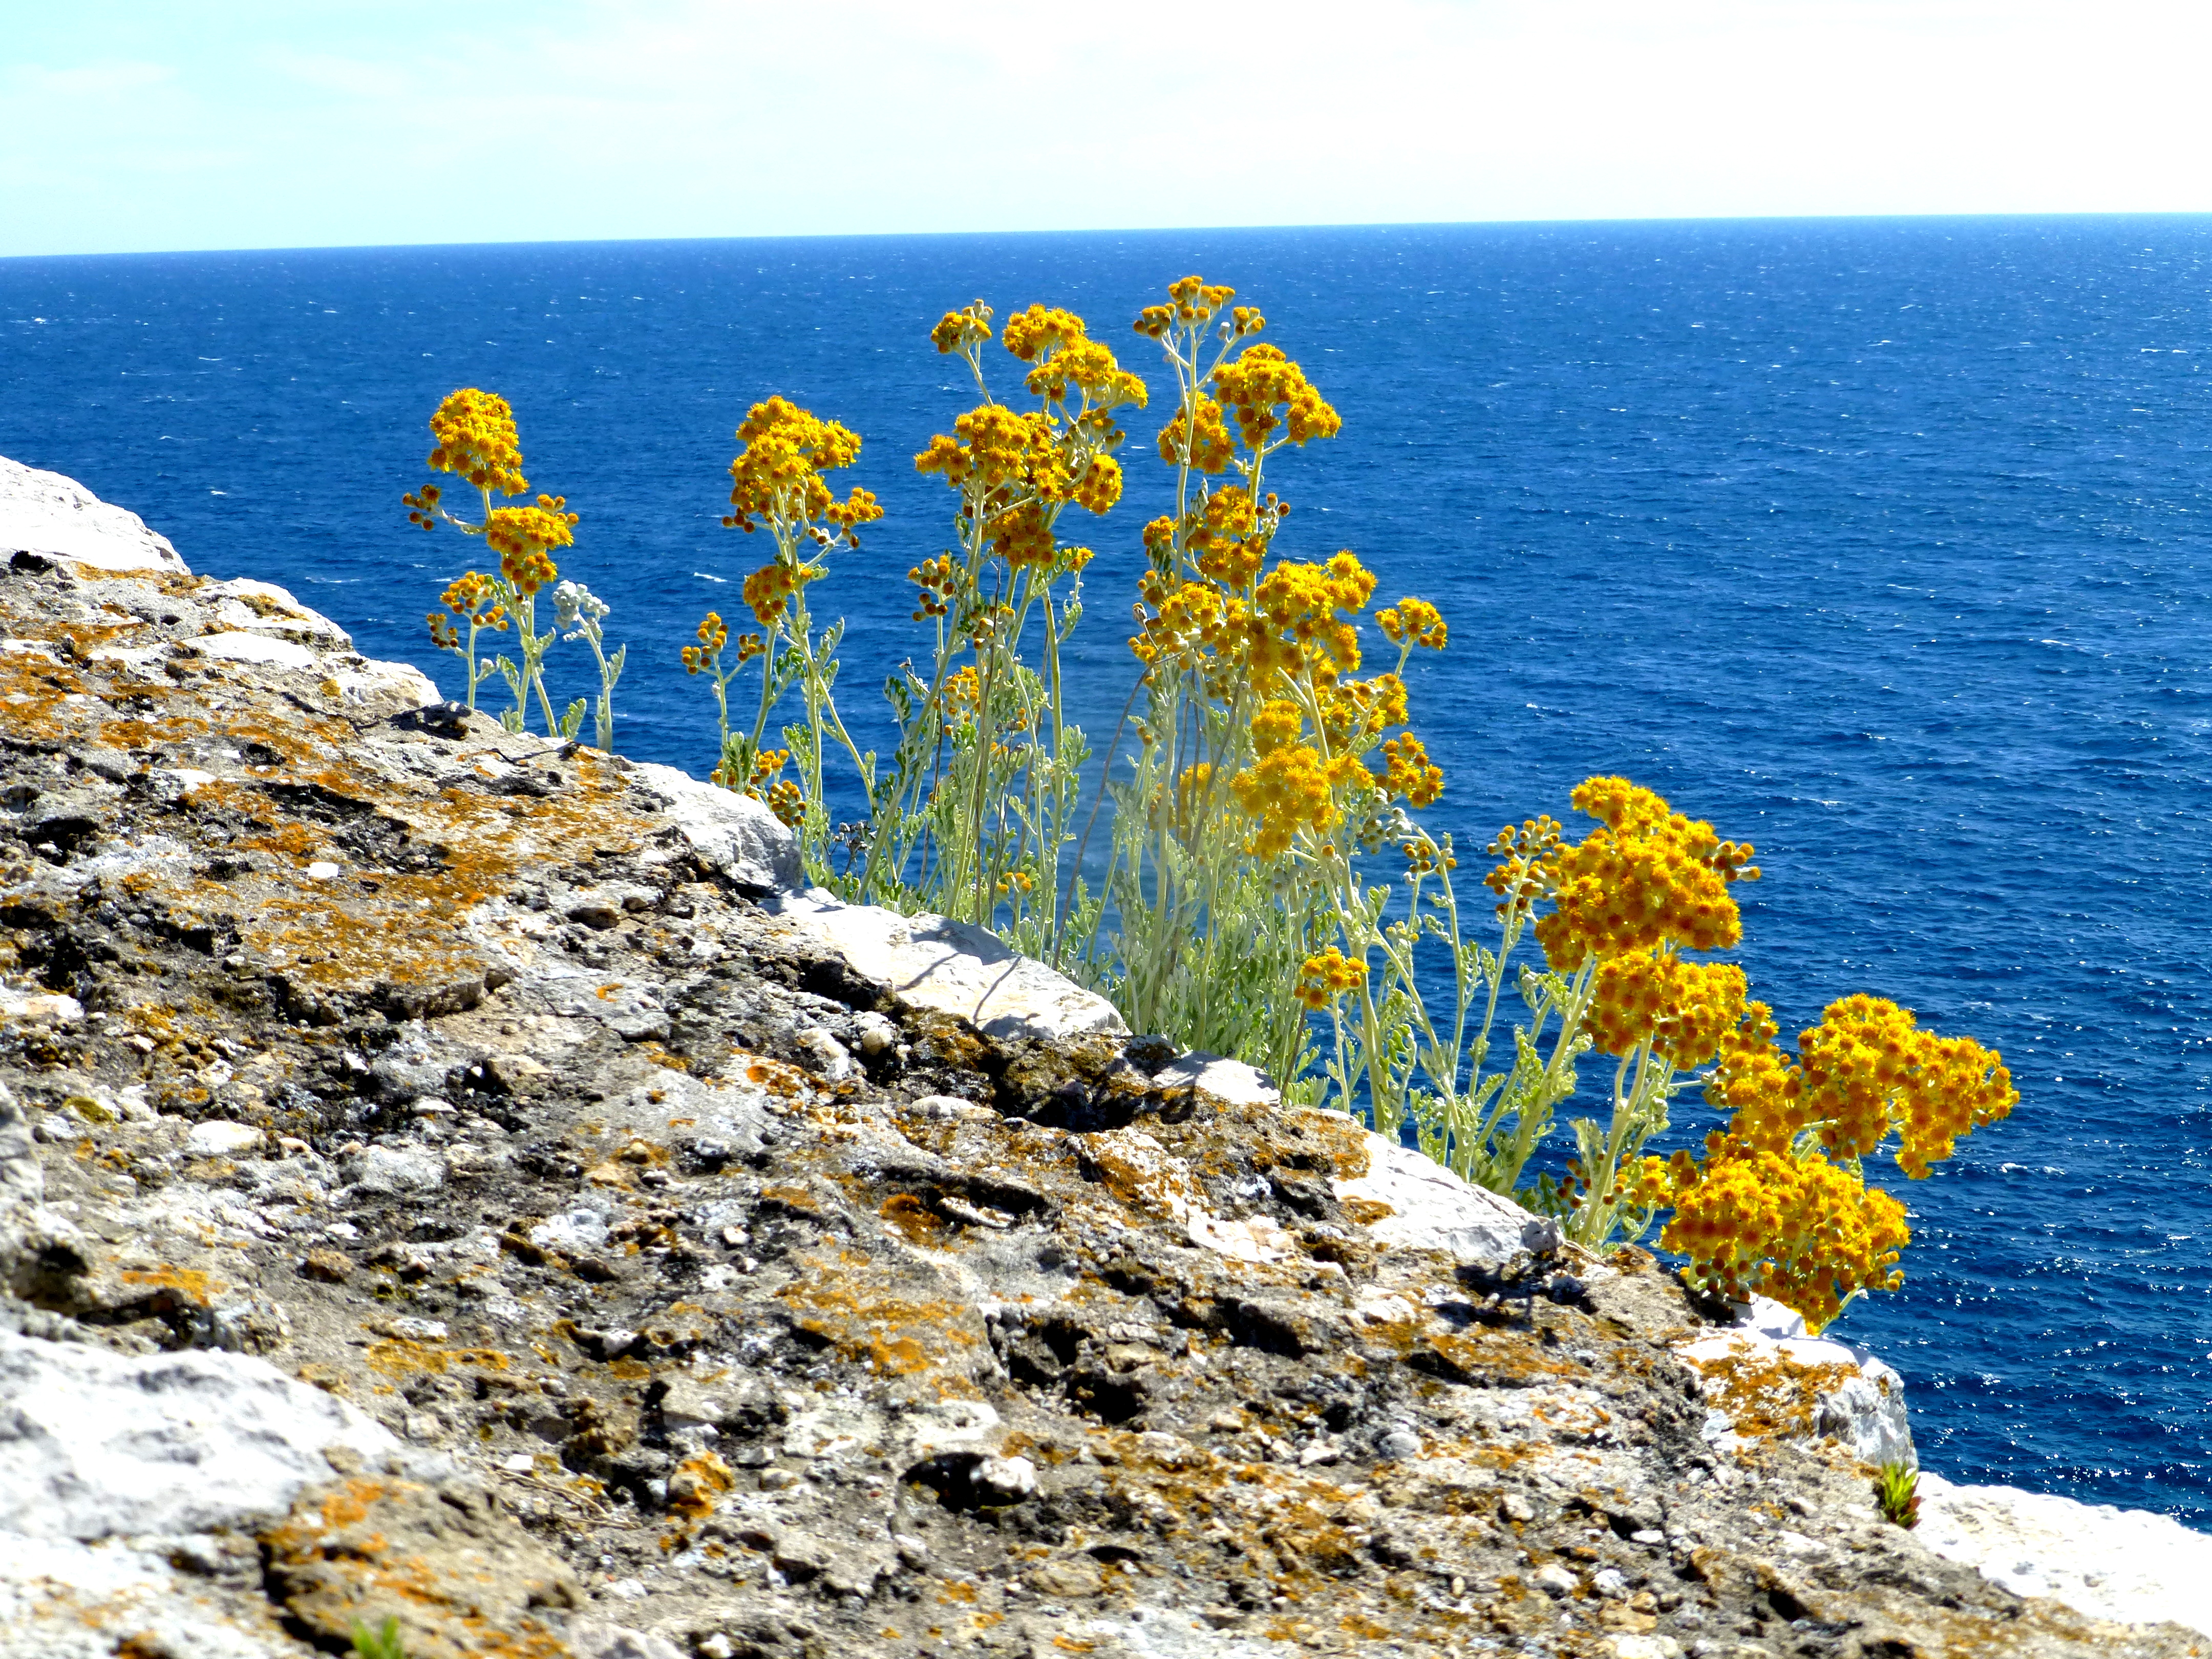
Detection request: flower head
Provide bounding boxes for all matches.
[425,389,527,495]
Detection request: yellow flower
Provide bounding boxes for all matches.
[724,396,879,538]
[1378,732,1443,808]
[1295,946,1368,1010]
[682,610,728,674]
[424,388,526,496]
[1209,344,1342,452]
[1230,743,1335,859]
[483,495,576,597]
[1154,396,1236,474]
[1532,778,1756,971]
[1376,595,1447,651]
[1796,995,2016,1174]
[931,299,993,356]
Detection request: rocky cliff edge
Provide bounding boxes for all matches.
[1,452,2206,1659]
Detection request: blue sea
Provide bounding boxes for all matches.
[4,219,2209,1527]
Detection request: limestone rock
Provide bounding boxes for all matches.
[0,456,190,576]
[624,759,802,890]
[1331,1128,1545,1261]
[1916,1472,2212,1637]
[261,1476,582,1658]
[0,1330,398,1539]
[1676,1293,1916,1469]
[3,455,2204,1659]
[766,888,1125,1043]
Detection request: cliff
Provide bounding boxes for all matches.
[1,452,2206,1659]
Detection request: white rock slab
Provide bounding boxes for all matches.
[0,1330,397,1540]
[1154,1052,1278,1107]
[766,889,1126,1045]
[1916,1471,2212,1639]
[194,632,320,670]
[0,456,190,576]
[1675,1294,1915,1469]
[0,1534,305,1659]
[1331,1130,1547,1262]
[624,760,802,890]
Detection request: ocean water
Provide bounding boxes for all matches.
[4,218,2209,1526]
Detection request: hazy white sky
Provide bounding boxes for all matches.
[4,0,2209,258]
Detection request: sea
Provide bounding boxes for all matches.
[3,218,2208,1527]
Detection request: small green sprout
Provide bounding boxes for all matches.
[1875,1460,1921,1529]
[350,1615,408,1659]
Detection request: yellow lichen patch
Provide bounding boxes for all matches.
[118,1266,229,1308]
[365,1340,512,1378]
[880,1193,949,1245]
[776,1259,984,1378]
[665,1450,735,1520]
[1679,1342,1861,1445]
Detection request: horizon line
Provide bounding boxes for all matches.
[9,209,2212,266]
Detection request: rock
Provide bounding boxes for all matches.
[0,1084,40,1208]
[0,985,83,1026]
[262,1476,581,1657]
[766,889,1125,1044]
[339,1144,446,1197]
[185,1120,264,1160]
[1677,1294,1916,1469]
[0,1330,397,1539]
[1152,1050,1278,1106]
[625,760,802,890]
[1917,1472,2212,1637]
[974,1453,1038,1504]
[0,456,189,575]
[195,631,322,671]
[2,456,2201,1659]
[1331,1129,1539,1261]
[569,1625,688,1659]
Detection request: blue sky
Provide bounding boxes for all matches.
[4,0,2208,258]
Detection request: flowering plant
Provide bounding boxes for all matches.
[683,397,882,865]
[407,389,593,738]
[400,286,2017,1337]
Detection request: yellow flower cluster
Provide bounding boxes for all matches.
[742,562,815,628]
[1378,732,1444,808]
[1316,673,1409,747]
[1295,946,1368,1010]
[1230,745,1338,859]
[722,396,881,539]
[1636,1138,1911,1330]
[1132,275,1262,341]
[1154,396,1237,474]
[1482,815,1565,915]
[1628,983,2016,1331]
[1252,551,1374,687]
[1797,994,2017,1174]
[483,495,576,597]
[682,611,728,674]
[930,299,994,357]
[403,481,444,530]
[1377,596,1448,651]
[1209,344,1342,452]
[1003,303,1148,411]
[908,555,955,621]
[424,388,526,495]
[1586,953,1749,1067]
[1533,777,1758,971]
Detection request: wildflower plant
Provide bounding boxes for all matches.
[684,396,883,869]
[397,282,2015,1343]
[553,580,624,750]
[858,300,1146,948]
[406,389,590,738]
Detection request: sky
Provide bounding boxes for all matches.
[4,0,2211,258]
